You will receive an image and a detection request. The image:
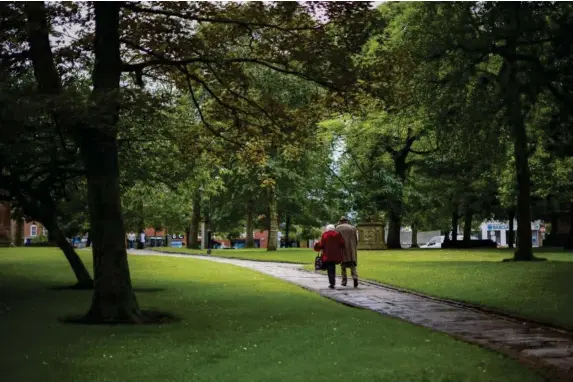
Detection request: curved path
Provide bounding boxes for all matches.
[131,250,573,381]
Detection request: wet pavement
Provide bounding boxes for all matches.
[131,250,573,380]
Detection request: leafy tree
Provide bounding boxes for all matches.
[372,2,573,260]
[0,76,93,288]
[3,1,374,321]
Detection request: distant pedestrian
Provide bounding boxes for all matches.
[313,224,345,289]
[127,232,136,249]
[138,231,146,249]
[336,216,359,288]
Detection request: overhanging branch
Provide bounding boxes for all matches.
[121,3,320,32]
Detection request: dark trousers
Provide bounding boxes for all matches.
[324,262,336,286]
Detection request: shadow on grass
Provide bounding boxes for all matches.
[132,287,166,293]
[49,283,93,291]
[48,285,166,292]
[59,309,181,326]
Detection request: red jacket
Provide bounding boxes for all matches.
[314,231,345,263]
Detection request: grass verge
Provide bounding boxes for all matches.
[151,247,573,330]
[0,247,542,381]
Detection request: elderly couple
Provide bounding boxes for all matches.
[314,216,359,289]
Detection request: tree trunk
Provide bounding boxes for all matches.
[188,192,200,249]
[11,218,23,246]
[550,212,559,237]
[83,3,141,322]
[184,225,190,247]
[565,202,573,250]
[25,1,140,322]
[380,219,388,249]
[45,219,93,288]
[245,198,254,248]
[267,187,278,251]
[285,215,291,248]
[508,210,516,249]
[24,1,132,316]
[443,229,451,244]
[510,110,534,260]
[410,222,418,248]
[463,209,472,244]
[501,4,534,261]
[451,206,459,243]
[386,210,402,249]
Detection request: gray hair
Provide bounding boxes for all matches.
[325,224,336,232]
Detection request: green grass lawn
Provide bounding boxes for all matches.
[152,246,573,330]
[0,248,542,382]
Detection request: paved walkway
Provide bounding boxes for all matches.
[132,250,573,380]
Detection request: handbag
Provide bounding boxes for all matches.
[314,252,324,271]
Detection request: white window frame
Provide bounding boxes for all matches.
[30,225,38,237]
[42,227,48,236]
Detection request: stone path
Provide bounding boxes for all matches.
[132,250,573,381]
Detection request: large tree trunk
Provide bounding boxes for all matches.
[501,4,534,261]
[45,219,93,289]
[188,192,200,249]
[387,154,410,249]
[511,111,534,260]
[83,3,140,322]
[245,198,254,248]
[25,2,140,322]
[410,222,418,248]
[267,187,278,251]
[386,210,402,249]
[463,209,473,244]
[565,202,573,250]
[508,209,516,249]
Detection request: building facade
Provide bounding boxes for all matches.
[479,220,544,247]
[0,203,49,245]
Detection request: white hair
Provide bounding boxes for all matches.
[325,224,336,232]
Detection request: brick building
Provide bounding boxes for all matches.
[0,203,49,246]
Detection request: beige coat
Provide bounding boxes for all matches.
[336,223,358,265]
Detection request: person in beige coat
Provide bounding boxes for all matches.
[335,216,359,287]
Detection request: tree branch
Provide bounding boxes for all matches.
[24,2,62,94]
[122,3,320,32]
[182,71,242,148]
[120,39,337,89]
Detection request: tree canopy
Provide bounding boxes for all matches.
[3,1,573,324]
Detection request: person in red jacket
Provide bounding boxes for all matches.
[314,224,345,289]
